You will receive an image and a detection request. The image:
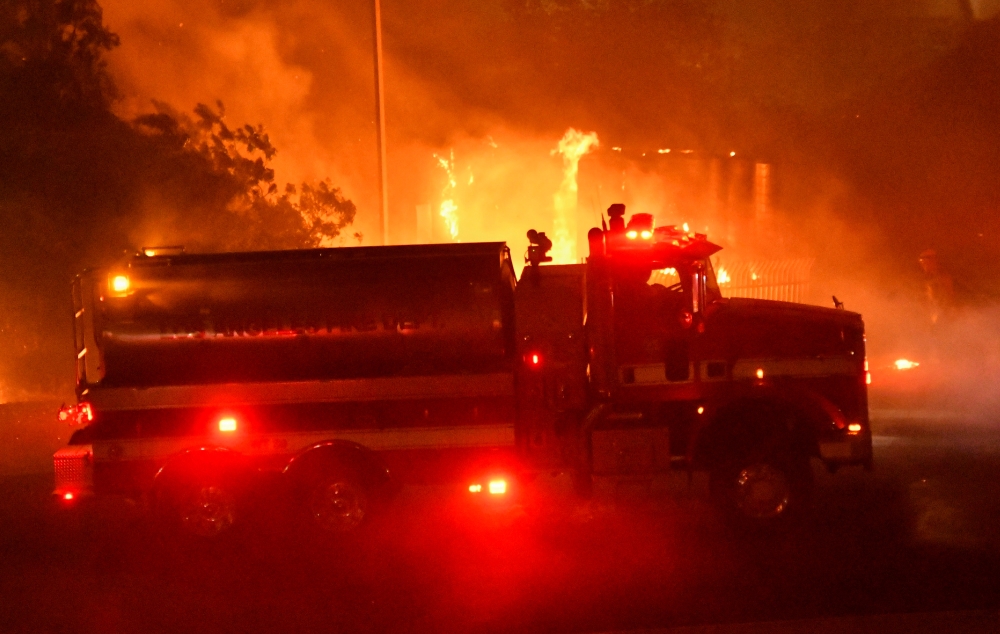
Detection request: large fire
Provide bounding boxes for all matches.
[434,150,460,241]
[551,128,599,264]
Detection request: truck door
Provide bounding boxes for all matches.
[614,267,693,386]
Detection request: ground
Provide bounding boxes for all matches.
[1,403,1000,633]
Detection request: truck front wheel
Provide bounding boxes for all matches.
[710,451,812,526]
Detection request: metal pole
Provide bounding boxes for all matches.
[373,0,389,245]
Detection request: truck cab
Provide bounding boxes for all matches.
[516,207,871,521]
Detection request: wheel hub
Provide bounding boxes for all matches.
[309,481,367,533]
[734,463,791,520]
[179,485,237,538]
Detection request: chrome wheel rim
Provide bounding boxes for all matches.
[734,463,791,520]
[179,485,237,538]
[309,480,367,533]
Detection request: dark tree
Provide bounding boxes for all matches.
[0,0,357,397]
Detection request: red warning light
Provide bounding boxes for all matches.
[218,417,237,433]
[525,352,542,368]
[63,492,74,501]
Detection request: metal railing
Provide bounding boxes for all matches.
[713,258,814,304]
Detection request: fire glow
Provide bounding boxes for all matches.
[894,359,920,370]
[435,150,460,241]
[551,129,599,264]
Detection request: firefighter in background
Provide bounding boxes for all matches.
[918,249,956,326]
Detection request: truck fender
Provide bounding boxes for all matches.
[282,441,394,494]
[147,447,256,527]
[151,446,252,493]
[689,388,842,467]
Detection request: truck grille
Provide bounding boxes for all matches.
[53,445,94,492]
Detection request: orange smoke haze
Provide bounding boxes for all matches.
[103,0,380,237]
[96,0,1000,367]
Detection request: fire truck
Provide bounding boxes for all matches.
[53,205,871,537]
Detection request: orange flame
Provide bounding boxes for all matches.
[435,150,460,241]
[551,128,599,264]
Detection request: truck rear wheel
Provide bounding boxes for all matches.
[305,473,369,534]
[155,477,242,539]
[177,483,238,537]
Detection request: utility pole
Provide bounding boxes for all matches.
[373,0,389,245]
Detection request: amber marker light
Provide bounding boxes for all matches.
[218,417,238,433]
[847,423,863,434]
[110,274,130,295]
[756,368,764,379]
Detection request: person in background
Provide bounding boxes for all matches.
[918,249,956,326]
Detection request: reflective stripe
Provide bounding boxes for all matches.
[732,357,856,380]
[88,372,515,411]
[92,424,516,463]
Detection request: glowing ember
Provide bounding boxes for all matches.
[894,359,920,370]
[552,128,599,264]
[717,267,731,285]
[434,150,460,241]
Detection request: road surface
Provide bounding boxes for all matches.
[1,404,999,633]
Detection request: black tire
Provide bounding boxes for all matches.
[156,476,242,539]
[303,469,370,535]
[710,448,812,528]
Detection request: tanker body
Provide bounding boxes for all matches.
[96,243,516,386]
[59,243,520,535]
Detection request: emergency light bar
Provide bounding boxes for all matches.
[591,205,722,268]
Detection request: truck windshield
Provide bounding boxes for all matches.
[646,259,722,304]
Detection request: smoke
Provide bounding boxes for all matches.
[93,1,996,264]
[3,0,998,407]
